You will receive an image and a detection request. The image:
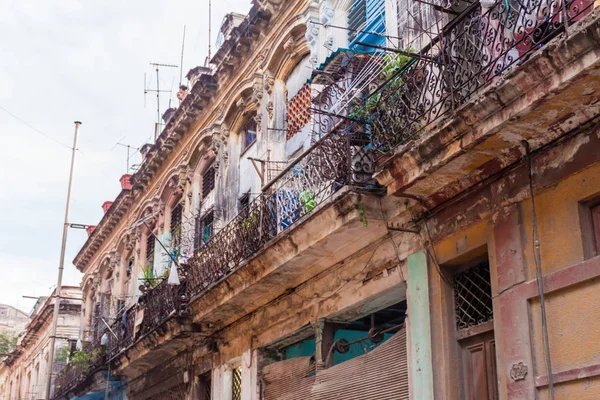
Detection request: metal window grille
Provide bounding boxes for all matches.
[348,0,367,44]
[146,233,155,267]
[454,261,493,330]
[232,366,242,400]
[202,166,216,199]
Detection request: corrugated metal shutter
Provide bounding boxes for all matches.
[311,328,408,400]
[263,356,316,400]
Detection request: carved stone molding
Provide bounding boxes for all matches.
[251,71,265,109]
[510,362,528,381]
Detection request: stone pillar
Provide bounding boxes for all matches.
[407,251,434,400]
[493,207,535,400]
[240,349,259,400]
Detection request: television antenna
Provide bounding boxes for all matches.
[115,142,140,173]
[144,62,178,140]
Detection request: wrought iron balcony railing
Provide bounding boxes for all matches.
[54,124,376,398]
[369,0,593,154]
[185,123,376,298]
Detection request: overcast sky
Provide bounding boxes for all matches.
[0,0,252,313]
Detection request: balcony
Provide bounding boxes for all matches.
[74,121,398,379]
[368,0,595,156]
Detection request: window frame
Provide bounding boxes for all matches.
[240,119,257,154]
[578,196,600,259]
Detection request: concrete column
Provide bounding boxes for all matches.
[407,251,434,400]
[211,365,225,400]
[240,349,259,400]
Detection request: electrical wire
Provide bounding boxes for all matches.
[523,140,555,400]
[0,105,73,150]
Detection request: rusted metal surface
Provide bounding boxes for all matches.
[368,0,593,154]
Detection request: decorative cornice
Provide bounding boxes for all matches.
[73,189,133,272]
[71,0,302,274]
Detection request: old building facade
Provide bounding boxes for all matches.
[0,305,29,339]
[53,0,600,399]
[0,287,82,400]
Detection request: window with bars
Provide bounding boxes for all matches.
[232,366,242,400]
[194,210,214,250]
[170,203,183,250]
[453,260,493,331]
[202,165,216,199]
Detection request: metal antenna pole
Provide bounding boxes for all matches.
[179,25,186,86]
[156,65,160,130]
[208,0,212,62]
[45,121,81,400]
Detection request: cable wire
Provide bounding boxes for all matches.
[0,105,72,150]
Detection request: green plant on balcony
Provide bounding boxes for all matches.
[300,189,316,213]
[142,264,159,288]
[349,52,416,146]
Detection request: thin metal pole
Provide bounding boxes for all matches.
[208,0,212,62]
[179,25,186,86]
[523,140,555,400]
[156,67,160,129]
[45,121,81,400]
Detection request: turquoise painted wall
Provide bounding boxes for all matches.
[408,251,434,400]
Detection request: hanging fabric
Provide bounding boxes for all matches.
[168,262,180,285]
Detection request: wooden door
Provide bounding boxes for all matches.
[459,330,498,400]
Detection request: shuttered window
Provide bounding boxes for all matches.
[146,233,155,267]
[202,165,216,199]
[348,0,386,50]
[170,203,183,250]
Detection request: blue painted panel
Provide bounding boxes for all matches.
[284,337,316,359]
[349,0,386,51]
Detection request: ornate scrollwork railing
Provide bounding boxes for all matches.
[369,0,593,153]
[185,123,376,298]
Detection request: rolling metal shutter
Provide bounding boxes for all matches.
[263,356,316,400]
[311,328,408,400]
[263,329,408,400]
